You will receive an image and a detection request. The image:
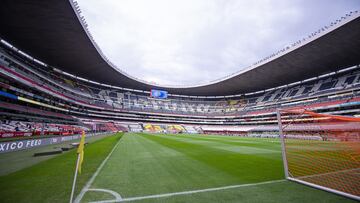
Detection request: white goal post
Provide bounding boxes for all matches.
[276,109,360,201]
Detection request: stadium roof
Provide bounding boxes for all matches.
[1,1,360,96]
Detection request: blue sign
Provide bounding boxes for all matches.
[150,89,168,99]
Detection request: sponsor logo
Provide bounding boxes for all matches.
[1,133,14,138]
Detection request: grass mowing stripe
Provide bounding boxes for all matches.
[121,179,286,202]
[156,134,281,155]
[162,134,281,151]
[0,133,122,203]
[85,133,355,203]
[74,133,124,203]
[140,133,284,182]
[130,180,356,203]
[172,133,280,143]
[90,180,286,203]
[83,133,241,199]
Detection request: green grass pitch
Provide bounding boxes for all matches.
[0,133,356,202]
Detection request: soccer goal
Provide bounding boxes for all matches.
[276,108,360,200]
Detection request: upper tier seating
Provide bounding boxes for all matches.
[1,43,360,129]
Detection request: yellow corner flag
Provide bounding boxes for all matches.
[70,131,86,203]
[77,131,86,174]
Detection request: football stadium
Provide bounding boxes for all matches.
[0,1,360,203]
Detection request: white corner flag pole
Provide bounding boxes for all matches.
[70,153,81,203]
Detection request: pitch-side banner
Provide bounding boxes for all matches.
[0,133,99,153]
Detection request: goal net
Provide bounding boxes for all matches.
[276,108,360,200]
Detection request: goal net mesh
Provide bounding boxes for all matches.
[277,109,360,198]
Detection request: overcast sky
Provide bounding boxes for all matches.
[76,0,360,86]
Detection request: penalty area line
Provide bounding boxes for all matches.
[91,179,286,203]
[74,135,123,203]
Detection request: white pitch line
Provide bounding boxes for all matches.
[88,188,122,201]
[90,179,286,203]
[74,136,123,203]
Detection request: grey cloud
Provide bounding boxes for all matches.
[77,0,360,86]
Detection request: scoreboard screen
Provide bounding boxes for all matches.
[150,89,168,99]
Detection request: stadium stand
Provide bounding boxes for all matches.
[128,123,143,132]
[166,125,186,134]
[1,47,360,131]
[143,124,165,133]
[183,125,200,134]
[0,10,360,138]
[0,120,90,138]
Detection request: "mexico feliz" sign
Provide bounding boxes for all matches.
[0,133,103,153]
